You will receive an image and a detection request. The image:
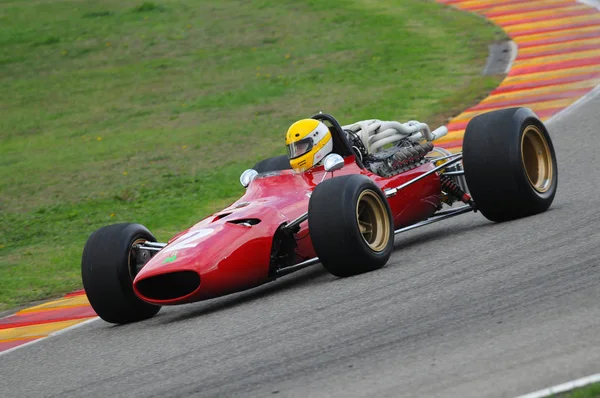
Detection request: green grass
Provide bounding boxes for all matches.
[553,382,600,397]
[0,0,505,311]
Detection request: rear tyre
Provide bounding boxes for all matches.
[463,107,558,222]
[252,155,291,173]
[308,174,394,277]
[81,223,161,324]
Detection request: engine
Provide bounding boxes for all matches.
[362,142,434,177]
[342,119,440,178]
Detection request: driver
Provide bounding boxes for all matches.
[285,119,333,172]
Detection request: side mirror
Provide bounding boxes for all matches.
[323,153,344,173]
[239,169,258,188]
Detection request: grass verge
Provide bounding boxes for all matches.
[0,0,505,311]
[554,382,600,397]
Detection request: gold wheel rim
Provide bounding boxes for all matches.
[356,190,390,252]
[521,125,553,193]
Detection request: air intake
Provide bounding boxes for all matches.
[136,271,200,301]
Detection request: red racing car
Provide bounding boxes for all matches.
[82,108,558,324]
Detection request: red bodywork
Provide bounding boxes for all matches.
[133,155,441,305]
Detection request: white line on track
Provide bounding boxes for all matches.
[0,317,98,358]
[515,373,600,398]
[547,84,600,125]
[544,0,600,126]
[578,0,600,10]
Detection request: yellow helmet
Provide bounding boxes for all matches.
[285,119,333,172]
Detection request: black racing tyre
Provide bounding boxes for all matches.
[252,155,291,173]
[308,174,394,277]
[81,223,161,324]
[463,107,558,222]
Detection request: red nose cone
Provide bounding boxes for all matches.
[133,216,280,305]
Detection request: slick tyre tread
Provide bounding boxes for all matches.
[81,223,161,324]
[463,107,558,222]
[308,174,394,277]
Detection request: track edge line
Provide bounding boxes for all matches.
[515,373,600,398]
[0,317,98,358]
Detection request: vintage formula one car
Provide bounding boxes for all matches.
[82,107,557,324]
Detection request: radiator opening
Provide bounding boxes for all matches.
[136,271,200,301]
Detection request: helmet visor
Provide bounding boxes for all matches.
[287,137,314,159]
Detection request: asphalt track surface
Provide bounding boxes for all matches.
[1,94,600,397]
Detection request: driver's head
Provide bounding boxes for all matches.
[286,119,333,172]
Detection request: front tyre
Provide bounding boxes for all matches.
[308,174,394,277]
[463,107,558,222]
[81,223,161,324]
